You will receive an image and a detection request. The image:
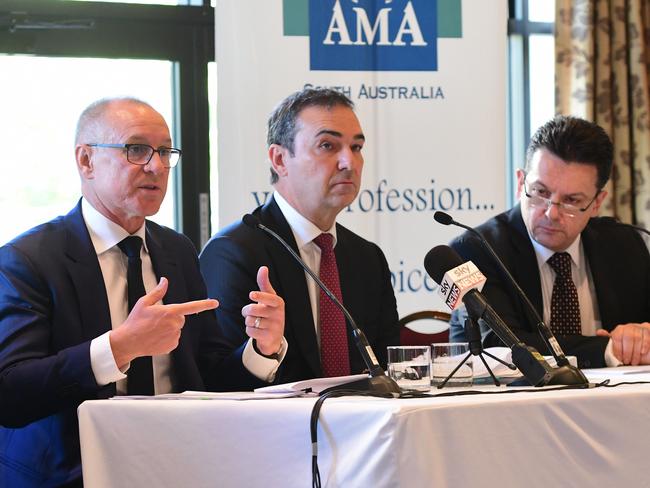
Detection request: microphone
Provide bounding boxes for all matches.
[436,259,487,311]
[434,210,571,367]
[424,245,588,386]
[242,214,401,396]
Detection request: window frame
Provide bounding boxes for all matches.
[507,0,554,206]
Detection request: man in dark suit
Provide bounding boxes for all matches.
[200,88,399,385]
[450,116,650,368]
[0,98,282,487]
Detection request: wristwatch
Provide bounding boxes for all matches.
[253,339,283,361]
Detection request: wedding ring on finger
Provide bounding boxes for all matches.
[253,316,261,329]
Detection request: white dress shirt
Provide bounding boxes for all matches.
[528,232,620,366]
[83,198,173,394]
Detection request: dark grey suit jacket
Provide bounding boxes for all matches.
[199,196,400,385]
[0,202,249,487]
[450,204,650,368]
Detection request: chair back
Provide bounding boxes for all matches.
[399,310,451,346]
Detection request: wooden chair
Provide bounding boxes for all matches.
[399,310,451,346]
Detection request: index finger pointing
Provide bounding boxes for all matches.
[166,299,219,316]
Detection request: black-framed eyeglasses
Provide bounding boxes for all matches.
[86,143,182,168]
[523,175,601,218]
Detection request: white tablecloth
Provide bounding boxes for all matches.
[78,369,650,487]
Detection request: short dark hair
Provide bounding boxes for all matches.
[525,115,613,189]
[267,87,355,184]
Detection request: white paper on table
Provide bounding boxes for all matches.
[582,365,650,377]
[254,373,369,394]
[109,390,305,401]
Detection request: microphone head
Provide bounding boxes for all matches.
[423,245,465,284]
[433,211,454,226]
[242,214,261,229]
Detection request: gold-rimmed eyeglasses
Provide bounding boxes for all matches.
[523,176,600,217]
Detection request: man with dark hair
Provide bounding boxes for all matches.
[0,97,281,487]
[266,88,355,184]
[450,115,650,368]
[200,87,399,385]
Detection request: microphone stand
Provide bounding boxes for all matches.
[243,214,401,397]
[437,315,517,388]
[434,211,588,386]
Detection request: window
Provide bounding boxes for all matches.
[0,56,176,244]
[508,0,555,203]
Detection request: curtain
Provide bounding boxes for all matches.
[555,0,650,227]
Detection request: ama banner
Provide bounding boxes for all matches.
[215,0,507,315]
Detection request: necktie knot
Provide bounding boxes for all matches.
[313,233,334,253]
[118,236,143,260]
[548,252,572,278]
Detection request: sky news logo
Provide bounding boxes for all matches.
[283,0,462,72]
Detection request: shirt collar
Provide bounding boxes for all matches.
[81,197,148,255]
[273,191,337,249]
[528,230,582,268]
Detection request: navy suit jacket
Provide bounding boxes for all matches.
[199,197,400,386]
[0,202,252,487]
[450,205,650,368]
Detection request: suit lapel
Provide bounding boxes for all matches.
[146,224,184,302]
[333,228,365,370]
[333,228,361,329]
[62,203,112,342]
[261,198,321,377]
[146,224,195,390]
[581,222,615,329]
[505,206,545,321]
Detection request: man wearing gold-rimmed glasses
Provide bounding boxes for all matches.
[450,115,650,369]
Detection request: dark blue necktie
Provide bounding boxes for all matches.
[118,236,154,395]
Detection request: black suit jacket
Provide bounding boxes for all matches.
[0,202,251,487]
[199,196,400,386]
[450,205,650,368]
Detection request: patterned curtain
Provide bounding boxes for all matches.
[555,0,650,227]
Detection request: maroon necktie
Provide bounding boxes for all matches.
[313,233,351,377]
[547,252,582,335]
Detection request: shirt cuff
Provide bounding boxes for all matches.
[604,339,623,367]
[90,331,128,386]
[242,337,288,382]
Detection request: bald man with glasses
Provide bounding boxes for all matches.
[450,115,650,369]
[0,97,281,487]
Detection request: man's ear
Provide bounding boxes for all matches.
[268,144,290,178]
[76,144,95,180]
[515,168,526,200]
[590,188,608,216]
